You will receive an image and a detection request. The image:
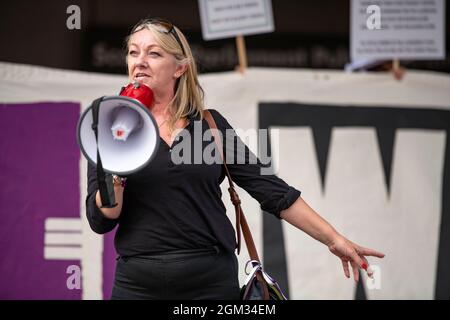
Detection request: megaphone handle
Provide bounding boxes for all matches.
[91,97,118,208]
[97,172,117,209]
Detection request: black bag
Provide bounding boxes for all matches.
[204,110,288,301]
[240,260,287,300]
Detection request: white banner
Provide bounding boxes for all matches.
[1,62,450,299]
[351,0,445,61]
[198,0,274,40]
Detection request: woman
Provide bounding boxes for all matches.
[86,18,385,300]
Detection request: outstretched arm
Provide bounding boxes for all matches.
[280,197,385,282]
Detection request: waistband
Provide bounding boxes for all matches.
[117,245,222,261]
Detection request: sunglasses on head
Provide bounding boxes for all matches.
[132,18,186,56]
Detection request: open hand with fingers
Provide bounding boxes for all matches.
[280,197,385,282]
[328,235,385,282]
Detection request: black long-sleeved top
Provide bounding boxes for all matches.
[86,109,301,256]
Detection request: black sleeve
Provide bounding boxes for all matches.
[208,109,301,219]
[86,162,119,234]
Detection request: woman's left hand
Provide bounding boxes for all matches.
[280,197,385,282]
[327,235,385,282]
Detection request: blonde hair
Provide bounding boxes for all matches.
[125,19,205,133]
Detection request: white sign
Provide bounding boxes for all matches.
[198,0,274,40]
[351,0,445,61]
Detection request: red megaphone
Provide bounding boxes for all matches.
[120,82,154,110]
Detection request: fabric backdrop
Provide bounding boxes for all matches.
[1,62,449,299]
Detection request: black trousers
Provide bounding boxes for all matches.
[111,246,240,300]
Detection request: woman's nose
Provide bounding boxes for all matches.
[135,53,148,68]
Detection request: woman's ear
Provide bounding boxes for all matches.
[174,63,188,79]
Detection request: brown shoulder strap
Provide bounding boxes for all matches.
[204,110,269,300]
[203,110,260,261]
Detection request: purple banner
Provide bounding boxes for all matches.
[103,228,117,299]
[0,102,81,299]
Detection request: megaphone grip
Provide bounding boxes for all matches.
[98,174,118,208]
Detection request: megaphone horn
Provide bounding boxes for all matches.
[77,82,160,175]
